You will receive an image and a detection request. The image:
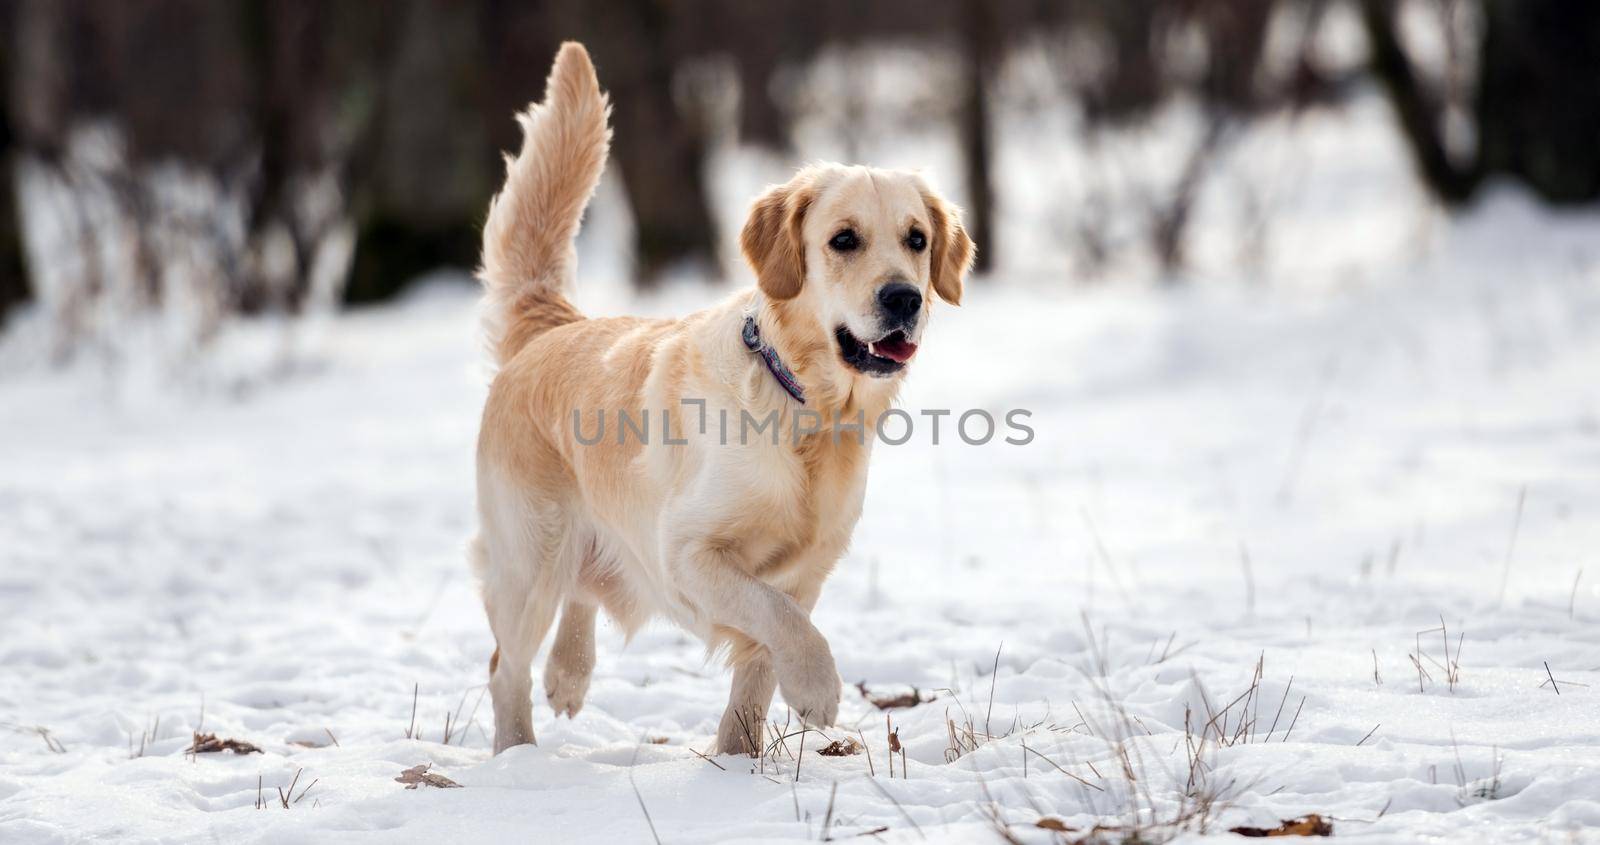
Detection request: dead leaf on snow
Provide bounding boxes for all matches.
[395,763,462,790]
[815,737,863,757]
[855,682,935,710]
[1229,814,1333,837]
[185,732,261,755]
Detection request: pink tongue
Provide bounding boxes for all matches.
[872,335,918,363]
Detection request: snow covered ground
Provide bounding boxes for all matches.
[5,88,1600,842]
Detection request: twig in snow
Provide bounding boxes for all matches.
[1356,724,1381,747]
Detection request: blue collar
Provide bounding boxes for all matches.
[742,315,805,405]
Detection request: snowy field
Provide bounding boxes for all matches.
[5,92,1600,841]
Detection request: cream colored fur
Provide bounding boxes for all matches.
[473,42,974,755]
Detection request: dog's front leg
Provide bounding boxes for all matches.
[713,577,828,755]
[670,539,840,729]
[714,640,775,756]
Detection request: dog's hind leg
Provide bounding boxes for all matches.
[475,500,572,753]
[544,598,596,717]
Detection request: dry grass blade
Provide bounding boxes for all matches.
[627,738,662,845]
[1279,697,1306,743]
[129,714,160,759]
[3,723,68,754]
[292,777,319,805]
[1021,744,1105,791]
[865,776,925,840]
[405,682,419,740]
[985,642,1003,738]
[690,748,726,770]
[821,780,838,840]
[395,763,461,789]
[276,768,301,809]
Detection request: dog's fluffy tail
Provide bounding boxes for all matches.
[480,42,611,366]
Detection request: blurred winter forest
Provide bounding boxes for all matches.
[0,0,1596,366]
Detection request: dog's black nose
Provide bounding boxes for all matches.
[877,283,922,323]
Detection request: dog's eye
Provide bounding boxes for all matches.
[829,229,859,252]
[906,228,927,253]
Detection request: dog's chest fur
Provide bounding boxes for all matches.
[725,425,870,585]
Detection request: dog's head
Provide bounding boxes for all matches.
[741,164,974,381]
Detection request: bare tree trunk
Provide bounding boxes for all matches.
[1151,115,1228,275]
[240,0,333,314]
[592,0,718,284]
[736,53,787,150]
[1358,0,1480,203]
[1475,0,1600,203]
[0,0,28,318]
[959,0,996,273]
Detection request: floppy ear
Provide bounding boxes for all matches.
[923,191,975,306]
[740,179,814,301]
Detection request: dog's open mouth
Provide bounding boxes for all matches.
[836,326,918,376]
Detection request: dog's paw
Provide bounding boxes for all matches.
[543,652,592,718]
[775,642,841,728]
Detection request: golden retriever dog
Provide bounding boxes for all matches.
[473,42,974,755]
